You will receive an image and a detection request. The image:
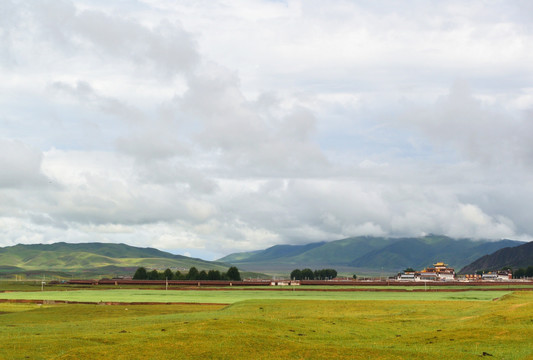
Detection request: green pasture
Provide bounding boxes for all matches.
[0,291,532,359]
[0,288,512,303]
[2,280,533,293]
[228,283,533,291]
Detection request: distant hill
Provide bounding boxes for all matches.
[218,235,523,273]
[0,242,231,278]
[221,242,326,263]
[459,241,533,274]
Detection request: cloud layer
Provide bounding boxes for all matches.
[1,0,532,259]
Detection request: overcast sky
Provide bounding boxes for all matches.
[1,0,533,260]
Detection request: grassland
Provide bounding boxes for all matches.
[3,280,533,292]
[0,287,532,359]
[0,288,513,303]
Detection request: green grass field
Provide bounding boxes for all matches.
[2,280,533,293]
[0,288,513,303]
[0,289,532,359]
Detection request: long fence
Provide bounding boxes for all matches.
[66,279,532,287]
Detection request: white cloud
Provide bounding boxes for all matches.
[1,0,533,259]
[401,80,533,167]
[0,139,49,188]
[449,204,516,240]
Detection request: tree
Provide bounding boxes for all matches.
[404,268,415,273]
[133,267,147,280]
[207,270,221,280]
[198,270,208,280]
[312,269,337,280]
[163,268,174,280]
[290,269,302,280]
[148,269,160,280]
[226,266,241,281]
[175,270,183,280]
[514,268,525,279]
[324,269,337,279]
[293,268,336,280]
[526,266,533,278]
[301,268,314,280]
[352,274,357,280]
[187,267,199,280]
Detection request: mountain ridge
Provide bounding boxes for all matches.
[0,242,231,278]
[459,241,533,274]
[218,235,524,273]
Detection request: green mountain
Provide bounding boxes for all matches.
[459,241,533,274]
[222,242,326,263]
[0,242,231,278]
[218,235,523,273]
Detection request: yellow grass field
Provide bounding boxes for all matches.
[0,290,532,359]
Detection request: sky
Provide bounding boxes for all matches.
[1,0,533,260]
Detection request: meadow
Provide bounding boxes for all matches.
[0,287,532,359]
[0,288,515,304]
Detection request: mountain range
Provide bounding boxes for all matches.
[0,242,230,278]
[218,235,523,273]
[459,240,533,274]
[1,236,528,279]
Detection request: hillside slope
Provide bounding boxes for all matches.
[219,235,523,273]
[459,241,533,274]
[0,242,230,277]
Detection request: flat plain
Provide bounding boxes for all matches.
[0,284,532,359]
[0,288,514,303]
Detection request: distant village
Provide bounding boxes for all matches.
[396,262,513,282]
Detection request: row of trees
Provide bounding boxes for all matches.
[133,266,241,281]
[513,266,533,279]
[290,268,338,280]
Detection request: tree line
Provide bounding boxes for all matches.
[513,266,533,279]
[290,268,337,280]
[133,266,241,281]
